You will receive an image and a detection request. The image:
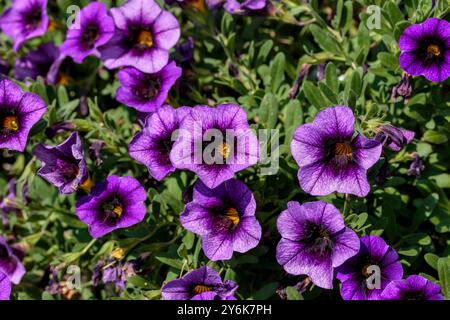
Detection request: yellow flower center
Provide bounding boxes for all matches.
[2,116,19,131]
[427,44,441,57]
[57,73,71,86]
[190,0,206,11]
[113,204,123,218]
[334,142,353,157]
[137,30,153,48]
[80,177,93,193]
[193,285,211,295]
[225,208,240,226]
[219,142,231,160]
[111,248,125,260]
[48,20,58,31]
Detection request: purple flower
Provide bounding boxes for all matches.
[0,79,47,152]
[224,0,267,15]
[0,236,26,300]
[381,275,444,300]
[171,104,259,189]
[336,235,403,300]
[0,0,49,52]
[102,260,138,291]
[99,0,180,74]
[407,152,425,178]
[276,201,360,289]
[161,266,238,300]
[116,61,182,113]
[34,132,89,195]
[181,179,261,261]
[290,106,382,197]
[129,105,190,181]
[375,124,415,152]
[398,18,450,82]
[175,37,194,63]
[14,42,60,82]
[60,2,115,64]
[76,175,147,238]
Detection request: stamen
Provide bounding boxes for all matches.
[137,30,153,48]
[427,44,441,57]
[193,285,211,295]
[57,73,71,86]
[2,116,19,131]
[225,208,240,225]
[219,142,231,160]
[113,204,123,218]
[334,143,352,157]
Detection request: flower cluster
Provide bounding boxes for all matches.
[0,0,448,302]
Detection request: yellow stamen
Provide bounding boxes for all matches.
[48,20,58,31]
[80,177,93,193]
[427,44,441,57]
[193,285,211,295]
[334,143,352,157]
[225,208,240,225]
[191,0,206,12]
[2,116,19,131]
[57,73,71,86]
[111,248,125,260]
[137,30,153,48]
[113,205,123,218]
[219,142,231,160]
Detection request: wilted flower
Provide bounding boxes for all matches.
[336,235,403,300]
[116,61,182,113]
[181,179,262,261]
[0,0,49,51]
[276,201,359,289]
[161,266,238,300]
[175,37,194,63]
[102,260,139,291]
[44,121,76,139]
[76,175,147,238]
[99,0,180,74]
[381,275,444,300]
[374,124,415,152]
[129,105,190,181]
[391,74,412,101]
[34,132,89,194]
[0,236,26,300]
[288,64,310,99]
[171,104,259,189]
[0,79,47,152]
[407,152,425,178]
[60,2,115,64]
[14,42,60,82]
[398,18,450,82]
[89,140,106,167]
[290,106,382,197]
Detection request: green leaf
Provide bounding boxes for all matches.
[423,130,448,144]
[286,287,304,300]
[154,254,184,270]
[309,24,342,55]
[252,282,278,300]
[424,253,439,270]
[437,257,450,299]
[256,40,273,65]
[325,62,339,93]
[303,81,330,109]
[269,52,286,93]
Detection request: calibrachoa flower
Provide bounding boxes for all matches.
[76,175,147,238]
[99,0,180,74]
[276,201,359,289]
[407,152,425,178]
[381,275,444,300]
[0,236,26,300]
[0,0,49,52]
[60,2,115,64]
[398,18,450,82]
[180,179,261,261]
[14,42,60,82]
[116,61,182,113]
[34,132,89,195]
[0,179,19,226]
[0,79,47,152]
[224,0,267,15]
[129,105,190,181]
[375,124,415,152]
[336,235,403,300]
[290,106,382,197]
[171,104,259,189]
[161,266,238,300]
